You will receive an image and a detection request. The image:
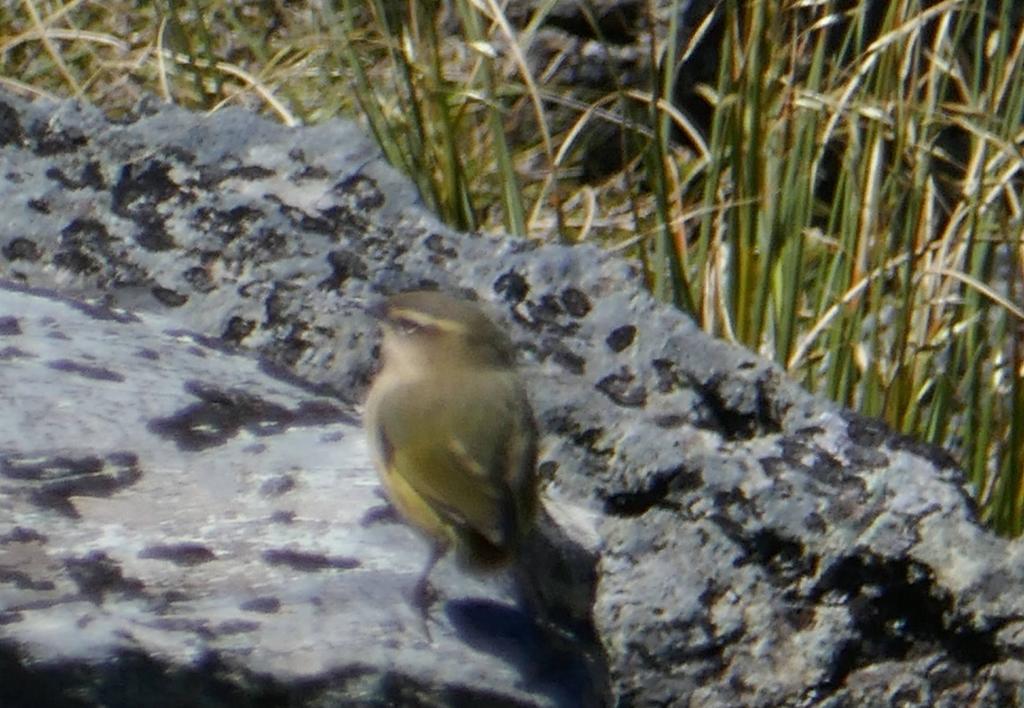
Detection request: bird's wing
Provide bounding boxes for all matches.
[371,370,531,550]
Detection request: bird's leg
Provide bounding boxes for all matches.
[411,543,444,638]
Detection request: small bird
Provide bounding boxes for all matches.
[364,290,538,626]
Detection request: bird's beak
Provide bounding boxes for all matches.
[365,297,389,321]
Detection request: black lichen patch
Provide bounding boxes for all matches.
[44,167,77,189]
[494,270,530,303]
[191,205,266,245]
[147,383,282,450]
[711,487,752,515]
[804,449,850,480]
[55,218,113,275]
[606,325,636,352]
[27,198,50,213]
[0,316,21,335]
[111,161,180,252]
[0,567,55,591]
[804,512,826,533]
[1,452,142,518]
[183,264,215,293]
[0,527,48,544]
[333,173,385,210]
[261,548,359,572]
[3,237,41,262]
[762,436,852,483]
[811,553,1000,691]
[263,282,299,327]
[134,214,176,251]
[843,411,959,471]
[240,596,281,614]
[0,101,25,146]
[842,442,890,470]
[2,454,101,481]
[520,294,580,335]
[538,337,586,374]
[264,325,315,370]
[651,358,683,393]
[424,233,456,259]
[537,460,558,481]
[653,414,687,428]
[733,529,815,585]
[65,551,145,604]
[690,373,782,440]
[196,162,272,187]
[244,228,289,262]
[54,249,102,279]
[147,381,348,451]
[139,543,216,566]
[161,145,197,164]
[293,163,330,181]
[215,619,261,635]
[553,349,586,375]
[44,161,104,190]
[151,286,188,307]
[260,475,295,497]
[0,611,23,624]
[150,616,213,636]
[228,164,275,181]
[318,249,368,291]
[222,316,256,345]
[560,288,591,318]
[47,358,125,383]
[278,204,330,235]
[841,412,889,448]
[34,124,88,154]
[112,161,179,212]
[543,410,612,456]
[601,465,701,517]
[596,367,647,407]
[318,204,372,240]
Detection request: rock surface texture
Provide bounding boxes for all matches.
[2,92,1023,707]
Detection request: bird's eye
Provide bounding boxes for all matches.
[392,317,422,336]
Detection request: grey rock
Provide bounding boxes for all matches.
[0,280,603,704]
[2,91,1024,707]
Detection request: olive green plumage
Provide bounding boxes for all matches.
[364,291,538,613]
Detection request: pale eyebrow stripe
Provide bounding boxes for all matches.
[389,307,466,333]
